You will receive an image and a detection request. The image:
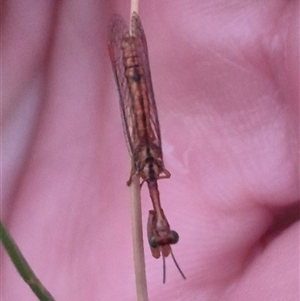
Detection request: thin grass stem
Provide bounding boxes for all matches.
[0,221,56,301]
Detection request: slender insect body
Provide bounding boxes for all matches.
[122,37,150,148]
[122,37,170,184]
[108,12,185,282]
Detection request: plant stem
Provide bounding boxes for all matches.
[129,174,149,301]
[0,220,56,301]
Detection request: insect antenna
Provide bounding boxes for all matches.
[162,254,166,284]
[170,248,186,281]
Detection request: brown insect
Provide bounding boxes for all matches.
[108,12,185,282]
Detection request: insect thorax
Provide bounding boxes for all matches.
[133,145,164,182]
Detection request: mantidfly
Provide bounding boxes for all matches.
[108,12,185,283]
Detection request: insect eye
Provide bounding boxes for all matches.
[149,236,158,248]
[169,230,179,245]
